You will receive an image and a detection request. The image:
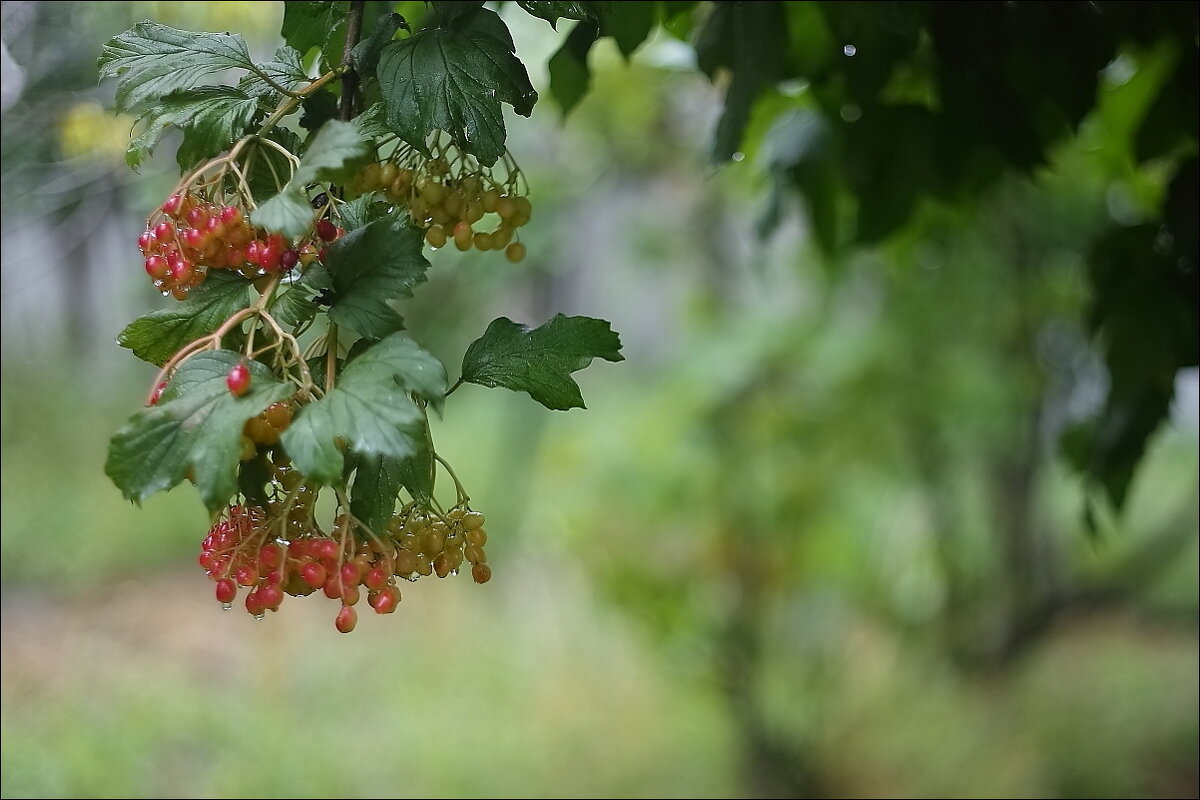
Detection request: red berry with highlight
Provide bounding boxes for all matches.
[227,363,251,396]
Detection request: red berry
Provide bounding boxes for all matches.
[259,245,282,272]
[335,605,357,633]
[364,566,388,591]
[144,256,169,280]
[259,544,283,571]
[170,258,194,283]
[258,583,284,611]
[371,586,400,614]
[341,584,361,606]
[280,250,300,272]
[138,231,156,254]
[245,240,263,266]
[153,221,175,242]
[300,562,327,588]
[215,578,237,604]
[314,540,339,562]
[186,206,209,228]
[179,228,202,250]
[235,564,258,587]
[227,363,251,396]
[220,205,243,225]
[245,589,265,616]
[315,219,338,242]
[341,562,363,587]
[162,194,185,218]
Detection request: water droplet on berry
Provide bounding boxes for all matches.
[253,613,265,621]
[221,602,232,611]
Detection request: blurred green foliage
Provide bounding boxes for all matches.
[1,2,1197,799]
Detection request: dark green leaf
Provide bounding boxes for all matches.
[459,314,624,410]
[350,419,434,534]
[352,12,404,76]
[326,216,431,339]
[238,450,275,508]
[694,2,788,161]
[125,87,260,171]
[353,103,392,139]
[548,21,598,116]
[244,129,302,202]
[281,1,345,57]
[377,7,538,166]
[271,284,320,329]
[337,193,388,231]
[299,89,339,131]
[98,21,256,111]
[106,352,293,511]
[117,272,251,366]
[599,2,654,57]
[252,120,370,237]
[516,1,596,28]
[280,334,448,484]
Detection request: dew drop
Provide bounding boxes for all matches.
[253,613,265,621]
[221,602,232,611]
[843,44,857,57]
[450,568,459,577]
[731,152,746,162]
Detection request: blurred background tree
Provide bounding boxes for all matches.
[1,2,1196,798]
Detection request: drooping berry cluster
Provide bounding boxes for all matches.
[350,141,532,262]
[199,500,492,633]
[137,193,340,300]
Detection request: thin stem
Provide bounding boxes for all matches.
[339,1,368,122]
[444,377,464,398]
[325,324,338,391]
[433,454,469,505]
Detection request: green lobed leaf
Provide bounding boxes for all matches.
[252,120,371,238]
[280,334,448,485]
[459,314,624,410]
[377,7,537,166]
[548,21,599,117]
[516,1,596,29]
[98,21,256,111]
[326,215,431,340]
[105,352,293,511]
[126,87,261,171]
[117,272,251,366]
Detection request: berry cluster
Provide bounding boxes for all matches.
[198,489,492,633]
[350,142,532,262]
[137,193,339,300]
